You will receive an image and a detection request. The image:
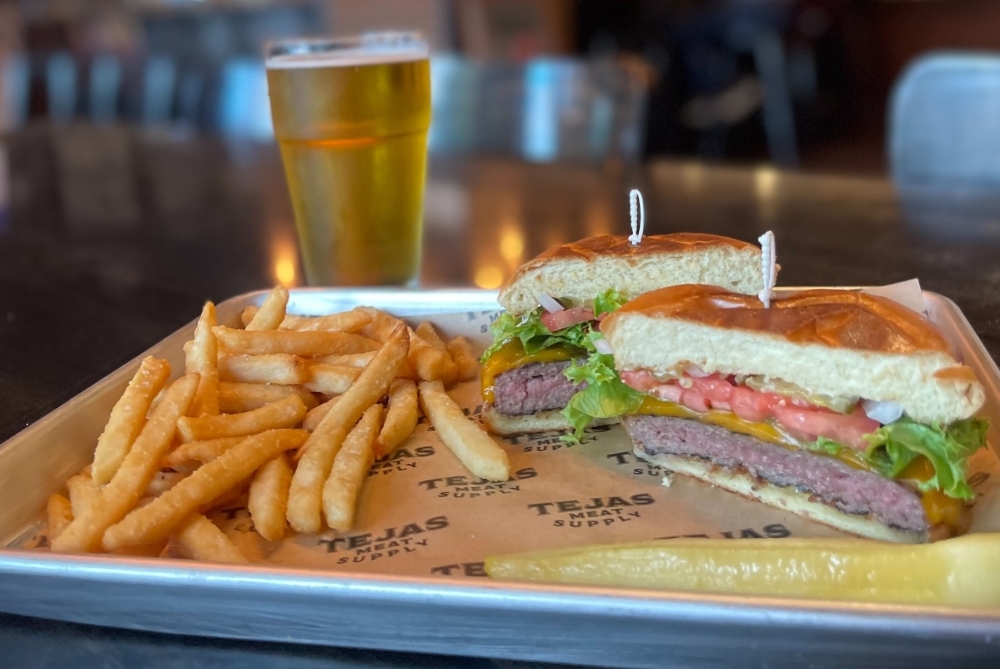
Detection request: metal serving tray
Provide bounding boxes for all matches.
[0,288,998,669]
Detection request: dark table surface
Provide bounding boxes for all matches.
[2,123,1000,667]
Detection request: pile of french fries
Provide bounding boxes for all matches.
[45,287,510,564]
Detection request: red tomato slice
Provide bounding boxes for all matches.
[688,375,735,404]
[729,386,772,422]
[540,307,594,332]
[621,370,660,392]
[649,384,684,403]
[771,406,879,450]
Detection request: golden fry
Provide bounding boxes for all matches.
[374,379,418,457]
[219,382,317,413]
[323,405,382,532]
[47,494,73,542]
[176,394,307,442]
[446,336,479,382]
[299,324,408,461]
[242,306,372,334]
[66,474,101,518]
[92,357,171,484]
[415,321,447,350]
[187,302,220,416]
[245,286,288,331]
[419,380,510,481]
[304,364,361,396]
[163,436,246,467]
[51,374,199,553]
[144,470,190,497]
[214,327,378,357]
[171,514,248,564]
[408,328,457,384]
[312,351,377,369]
[286,425,348,534]
[303,397,338,432]
[103,429,307,550]
[357,307,404,343]
[248,454,292,542]
[218,353,309,385]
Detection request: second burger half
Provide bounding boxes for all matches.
[601,285,989,543]
[480,234,766,438]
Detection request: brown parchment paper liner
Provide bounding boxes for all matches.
[202,309,1000,579]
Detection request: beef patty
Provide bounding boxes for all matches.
[492,361,583,415]
[623,414,928,533]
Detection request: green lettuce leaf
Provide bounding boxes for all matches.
[479,309,590,361]
[593,289,626,318]
[863,417,988,500]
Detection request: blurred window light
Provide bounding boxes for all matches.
[474,265,504,289]
[522,59,562,162]
[218,58,273,141]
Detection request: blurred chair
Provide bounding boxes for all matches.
[141,55,177,125]
[0,52,29,130]
[889,53,1000,190]
[429,54,652,164]
[889,52,1000,240]
[88,54,122,123]
[46,51,77,122]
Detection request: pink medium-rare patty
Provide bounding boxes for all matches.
[622,414,928,533]
[492,361,583,415]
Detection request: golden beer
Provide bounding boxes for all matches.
[266,36,431,285]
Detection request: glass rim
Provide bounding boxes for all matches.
[265,32,428,66]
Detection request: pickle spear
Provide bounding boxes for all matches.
[485,534,1000,607]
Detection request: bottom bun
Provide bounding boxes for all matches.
[633,449,930,544]
[482,405,618,436]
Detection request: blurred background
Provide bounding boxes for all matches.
[3,0,1000,293]
[7,0,1000,171]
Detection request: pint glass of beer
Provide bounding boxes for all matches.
[266,34,431,285]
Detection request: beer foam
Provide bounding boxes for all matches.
[266,46,428,69]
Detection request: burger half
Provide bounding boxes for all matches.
[600,285,989,542]
[480,234,766,437]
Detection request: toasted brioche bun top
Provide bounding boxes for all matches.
[602,285,983,424]
[498,234,763,315]
[610,284,955,355]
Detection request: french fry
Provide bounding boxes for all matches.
[298,324,408,462]
[218,354,309,385]
[171,514,248,564]
[358,307,405,343]
[66,474,101,518]
[323,404,382,532]
[312,351,377,369]
[286,425,348,534]
[446,336,479,382]
[419,380,510,481]
[47,494,73,542]
[283,310,372,333]
[245,286,288,331]
[248,454,292,542]
[91,357,171,484]
[145,470,190,497]
[374,379,418,457]
[163,436,246,467]
[219,382,317,413]
[214,327,378,357]
[102,429,307,550]
[52,374,199,553]
[187,302,220,416]
[242,306,373,334]
[408,328,457,384]
[303,397,339,432]
[304,364,361,395]
[415,321,447,350]
[176,394,307,442]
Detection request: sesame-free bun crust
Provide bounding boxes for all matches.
[498,234,763,315]
[602,285,984,424]
[482,405,617,436]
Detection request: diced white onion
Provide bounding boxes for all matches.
[684,364,710,378]
[862,399,904,425]
[536,292,564,313]
[594,338,614,355]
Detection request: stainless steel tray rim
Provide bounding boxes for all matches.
[4,550,999,633]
